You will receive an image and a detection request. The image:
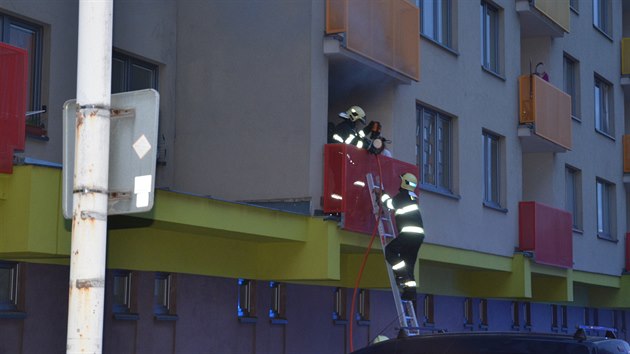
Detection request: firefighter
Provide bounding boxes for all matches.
[360,121,388,155]
[380,172,425,301]
[329,106,366,148]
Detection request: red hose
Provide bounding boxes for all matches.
[349,155,385,352]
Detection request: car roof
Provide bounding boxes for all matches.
[351,332,630,354]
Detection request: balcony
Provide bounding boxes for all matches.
[518,201,572,269]
[324,0,420,83]
[626,233,630,273]
[0,42,27,174]
[624,135,630,185]
[323,144,417,235]
[518,74,572,153]
[515,0,569,37]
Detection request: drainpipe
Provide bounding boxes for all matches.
[66,1,113,353]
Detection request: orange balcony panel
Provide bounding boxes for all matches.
[516,0,569,37]
[518,201,572,269]
[323,144,418,235]
[518,75,572,152]
[0,42,28,174]
[325,0,419,81]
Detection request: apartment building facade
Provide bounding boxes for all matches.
[1,0,630,353]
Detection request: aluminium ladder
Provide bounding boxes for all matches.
[366,173,420,337]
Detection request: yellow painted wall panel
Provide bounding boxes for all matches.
[534,0,570,32]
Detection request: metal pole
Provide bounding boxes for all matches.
[67,1,113,353]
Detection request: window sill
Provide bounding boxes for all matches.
[114,313,140,321]
[0,311,27,319]
[423,322,435,328]
[270,318,288,325]
[570,7,579,15]
[238,316,258,324]
[593,25,613,42]
[463,323,474,330]
[357,320,371,326]
[483,202,508,214]
[420,34,459,57]
[333,319,348,325]
[479,324,489,331]
[154,314,179,321]
[571,115,581,123]
[572,228,584,235]
[420,185,461,200]
[597,233,618,243]
[511,325,520,331]
[481,66,506,81]
[595,129,615,141]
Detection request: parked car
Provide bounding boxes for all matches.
[350,329,630,354]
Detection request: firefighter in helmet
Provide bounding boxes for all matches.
[329,106,366,148]
[380,172,425,301]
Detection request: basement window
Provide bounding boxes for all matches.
[0,262,24,318]
[357,289,370,325]
[269,281,287,324]
[332,287,347,324]
[112,270,138,320]
[464,298,474,329]
[154,272,178,321]
[424,294,435,326]
[238,279,257,323]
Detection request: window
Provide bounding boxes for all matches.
[112,270,137,320]
[237,279,257,322]
[464,298,473,328]
[332,287,347,323]
[596,178,615,240]
[594,75,613,137]
[424,294,435,325]
[480,1,500,74]
[561,305,568,332]
[0,262,19,312]
[482,130,502,208]
[417,105,453,194]
[269,281,287,324]
[523,302,532,329]
[0,13,44,130]
[479,299,488,329]
[418,0,453,48]
[593,0,611,37]
[563,54,580,118]
[357,289,370,324]
[565,165,582,230]
[570,0,579,13]
[154,273,177,320]
[511,301,520,330]
[112,50,158,94]
[584,307,591,325]
[551,305,559,331]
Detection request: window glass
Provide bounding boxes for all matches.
[112,270,131,313]
[594,76,613,136]
[419,0,452,48]
[418,105,453,193]
[111,51,158,94]
[481,1,500,73]
[154,273,170,315]
[565,166,582,230]
[596,179,612,238]
[483,131,501,207]
[593,0,611,35]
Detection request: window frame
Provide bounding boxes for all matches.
[112,50,159,94]
[357,289,370,325]
[424,294,435,326]
[112,270,138,320]
[464,297,474,328]
[594,75,614,138]
[482,130,503,209]
[0,262,19,312]
[570,0,579,13]
[0,12,44,130]
[332,287,347,324]
[593,0,612,37]
[523,302,532,330]
[596,178,615,241]
[418,0,453,49]
[479,299,488,329]
[480,1,501,75]
[563,53,580,120]
[417,104,454,195]
[511,301,520,330]
[565,165,583,231]
[269,281,287,324]
[154,272,178,321]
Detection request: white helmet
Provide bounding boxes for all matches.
[339,105,366,124]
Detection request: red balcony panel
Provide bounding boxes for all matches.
[518,201,572,268]
[625,233,630,272]
[0,42,28,174]
[323,144,418,235]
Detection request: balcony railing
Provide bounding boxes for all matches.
[323,144,417,235]
[0,42,27,174]
[518,74,572,152]
[516,0,569,37]
[518,201,572,268]
[325,0,419,81]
